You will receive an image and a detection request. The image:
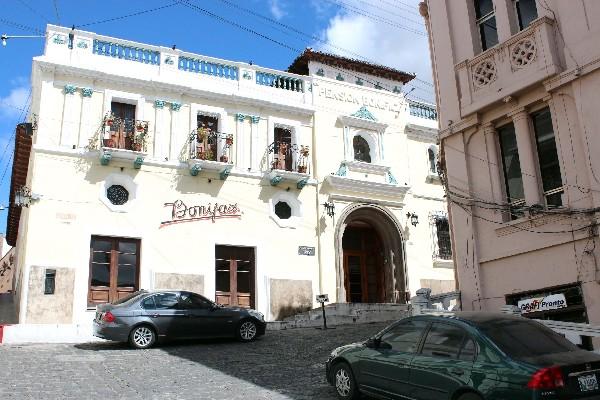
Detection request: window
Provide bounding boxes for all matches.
[474,0,498,51]
[44,269,56,295]
[152,293,180,310]
[380,320,428,353]
[106,185,129,206]
[421,323,466,359]
[195,114,219,161]
[88,236,140,306]
[435,216,452,260]
[274,201,292,220]
[459,338,477,361]
[353,135,371,163]
[106,102,137,150]
[532,108,563,207]
[272,127,293,171]
[180,292,213,309]
[498,123,525,219]
[515,0,538,30]
[428,148,436,174]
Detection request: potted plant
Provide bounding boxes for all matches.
[220,154,229,163]
[104,112,115,127]
[225,135,234,146]
[297,165,307,173]
[103,138,114,148]
[205,149,214,161]
[136,122,146,132]
[197,127,209,142]
[300,145,310,157]
[132,132,146,152]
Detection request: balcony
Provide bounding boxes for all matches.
[99,115,148,169]
[266,141,311,189]
[187,129,234,180]
[43,25,313,111]
[455,16,562,115]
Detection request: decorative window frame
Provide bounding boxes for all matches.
[99,173,139,213]
[350,130,380,164]
[427,144,440,182]
[268,191,302,229]
[338,115,387,165]
[268,116,302,168]
[190,103,229,162]
[429,211,453,267]
[103,90,145,121]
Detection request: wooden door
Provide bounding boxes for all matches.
[110,102,136,149]
[342,226,385,303]
[344,252,368,302]
[88,236,140,307]
[215,246,255,308]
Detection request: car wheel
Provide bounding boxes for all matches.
[237,319,258,342]
[456,393,483,400]
[129,325,156,349]
[332,363,359,400]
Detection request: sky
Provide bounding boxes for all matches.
[0,0,434,235]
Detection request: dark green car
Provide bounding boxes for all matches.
[325,312,600,400]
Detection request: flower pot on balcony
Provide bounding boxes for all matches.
[226,137,233,146]
[105,120,113,127]
[220,155,229,163]
[132,143,142,152]
[297,165,307,173]
[103,138,114,148]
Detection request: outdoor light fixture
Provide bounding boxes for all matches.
[1,34,46,47]
[1,35,6,46]
[14,186,41,208]
[406,212,419,227]
[322,201,335,218]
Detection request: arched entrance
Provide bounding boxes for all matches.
[335,204,407,303]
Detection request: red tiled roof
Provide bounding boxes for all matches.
[6,125,32,247]
[287,48,415,84]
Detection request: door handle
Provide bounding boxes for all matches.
[450,368,464,376]
[151,314,159,318]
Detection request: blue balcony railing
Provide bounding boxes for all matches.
[178,56,239,80]
[92,39,160,65]
[256,72,304,92]
[409,101,438,120]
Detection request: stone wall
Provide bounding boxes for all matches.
[155,273,204,295]
[26,266,75,323]
[419,279,455,295]
[270,279,312,320]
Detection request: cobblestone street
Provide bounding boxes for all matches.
[0,322,391,400]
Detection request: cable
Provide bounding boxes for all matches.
[377,0,422,17]
[0,18,44,34]
[76,3,179,28]
[52,0,61,26]
[344,0,425,26]
[15,0,51,24]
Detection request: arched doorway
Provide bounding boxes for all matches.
[335,205,407,303]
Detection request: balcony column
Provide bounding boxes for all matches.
[494,0,519,42]
[509,108,542,205]
[482,123,504,204]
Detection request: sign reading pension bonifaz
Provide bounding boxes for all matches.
[160,199,241,227]
[518,293,568,314]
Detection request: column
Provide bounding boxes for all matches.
[250,116,260,171]
[494,0,519,42]
[78,87,94,148]
[482,123,504,204]
[154,100,166,158]
[60,84,80,148]
[169,102,182,161]
[235,113,246,169]
[510,108,542,205]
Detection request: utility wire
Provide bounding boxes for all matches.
[52,0,61,26]
[214,0,434,97]
[0,18,44,34]
[76,3,179,28]
[348,0,424,26]
[15,0,51,23]
[376,0,422,17]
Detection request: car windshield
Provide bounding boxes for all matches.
[111,291,145,305]
[479,319,578,360]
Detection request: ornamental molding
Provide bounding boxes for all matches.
[34,60,316,116]
[337,114,388,132]
[324,175,409,198]
[99,172,138,213]
[341,160,391,175]
[351,106,377,121]
[510,36,537,70]
[405,124,438,142]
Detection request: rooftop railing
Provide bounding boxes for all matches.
[93,39,160,65]
[409,101,438,120]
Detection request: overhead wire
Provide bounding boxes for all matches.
[15,0,51,24]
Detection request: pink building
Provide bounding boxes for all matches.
[421,0,600,349]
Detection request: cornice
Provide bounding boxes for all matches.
[439,113,480,139]
[343,160,391,174]
[324,175,409,198]
[338,114,388,131]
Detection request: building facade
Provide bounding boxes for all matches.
[7,25,453,332]
[421,0,600,347]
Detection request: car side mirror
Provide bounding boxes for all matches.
[365,337,381,348]
[378,341,392,350]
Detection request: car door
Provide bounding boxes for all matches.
[178,292,224,338]
[408,322,476,400]
[357,319,429,399]
[140,293,188,339]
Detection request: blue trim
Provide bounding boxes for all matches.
[190,164,201,176]
[178,56,238,80]
[256,72,303,92]
[133,157,144,169]
[296,178,308,190]
[93,39,160,65]
[81,88,93,97]
[64,84,77,95]
[155,100,165,109]
[100,152,112,166]
[219,166,232,180]
[270,175,283,186]
[351,106,377,121]
[335,163,347,177]
[170,102,182,111]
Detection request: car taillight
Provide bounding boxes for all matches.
[527,366,564,389]
[102,311,115,323]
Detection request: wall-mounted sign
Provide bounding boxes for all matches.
[298,246,315,256]
[518,294,567,314]
[317,86,401,112]
[160,199,241,228]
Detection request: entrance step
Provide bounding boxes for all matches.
[269,302,409,330]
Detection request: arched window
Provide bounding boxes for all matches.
[353,136,371,163]
[428,148,436,173]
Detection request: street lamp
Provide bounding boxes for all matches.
[1,34,46,47]
[322,201,335,218]
[406,212,419,227]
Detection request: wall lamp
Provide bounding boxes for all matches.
[322,201,335,218]
[406,212,419,227]
[14,186,41,208]
[1,34,46,47]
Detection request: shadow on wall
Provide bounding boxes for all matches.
[274,303,312,321]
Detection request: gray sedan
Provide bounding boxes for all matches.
[93,290,266,349]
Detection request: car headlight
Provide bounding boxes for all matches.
[248,309,264,321]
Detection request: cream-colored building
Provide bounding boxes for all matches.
[421,0,600,348]
[6,25,453,333]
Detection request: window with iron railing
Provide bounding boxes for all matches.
[434,216,452,260]
[103,102,148,152]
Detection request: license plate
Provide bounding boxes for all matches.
[578,374,599,392]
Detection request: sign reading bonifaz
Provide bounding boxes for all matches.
[160,199,241,227]
[518,293,567,314]
[298,246,315,256]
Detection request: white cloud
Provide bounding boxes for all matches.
[268,0,286,20]
[314,0,435,102]
[0,86,30,119]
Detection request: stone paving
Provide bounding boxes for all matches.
[0,321,392,400]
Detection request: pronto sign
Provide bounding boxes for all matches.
[160,199,241,227]
[518,294,567,314]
